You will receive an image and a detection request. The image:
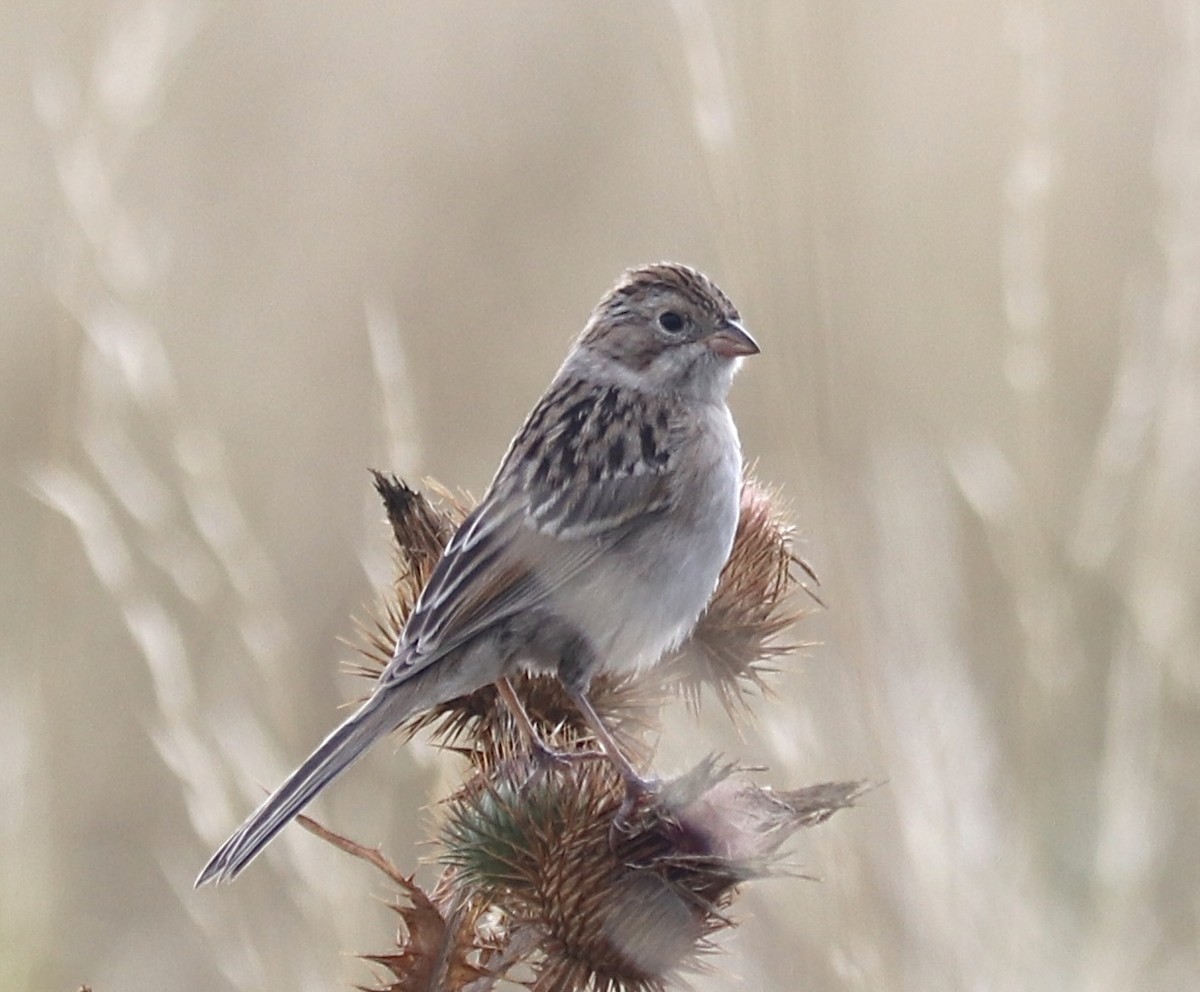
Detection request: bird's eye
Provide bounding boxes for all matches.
[658,310,685,333]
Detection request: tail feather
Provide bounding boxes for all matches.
[195,690,399,886]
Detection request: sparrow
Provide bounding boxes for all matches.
[196,262,759,885]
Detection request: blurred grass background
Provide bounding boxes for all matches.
[3,1,1198,989]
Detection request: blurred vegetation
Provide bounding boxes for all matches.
[3,2,1198,990]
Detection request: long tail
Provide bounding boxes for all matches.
[195,688,404,886]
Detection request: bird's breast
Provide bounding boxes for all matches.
[560,402,742,678]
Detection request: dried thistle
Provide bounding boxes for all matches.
[442,758,718,991]
[660,478,817,719]
[402,672,662,772]
[402,758,864,992]
[297,763,867,992]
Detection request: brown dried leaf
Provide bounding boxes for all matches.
[297,814,488,992]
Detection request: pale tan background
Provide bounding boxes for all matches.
[4,1,1198,990]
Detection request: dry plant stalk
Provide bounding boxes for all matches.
[329,472,862,991]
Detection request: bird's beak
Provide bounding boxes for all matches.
[706,320,760,358]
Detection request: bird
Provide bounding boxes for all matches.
[196,262,759,886]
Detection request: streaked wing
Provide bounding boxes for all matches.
[381,377,676,685]
[528,469,670,538]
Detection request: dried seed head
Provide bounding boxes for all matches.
[440,759,730,991]
[403,672,661,769]
[661,479,816,719]
[434,756,867,991]
[354,472,463,672]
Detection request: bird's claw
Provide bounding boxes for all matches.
[529,737,604,770]
[609,772,661,842]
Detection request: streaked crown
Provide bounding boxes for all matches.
[594,262,741,328]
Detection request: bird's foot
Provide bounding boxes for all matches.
[529,736,604,770]
[609,771,661,842]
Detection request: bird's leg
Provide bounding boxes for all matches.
[565,687,658,795]
[565,688,660,840]
[495,676,541,744]
[495,677,600,766]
